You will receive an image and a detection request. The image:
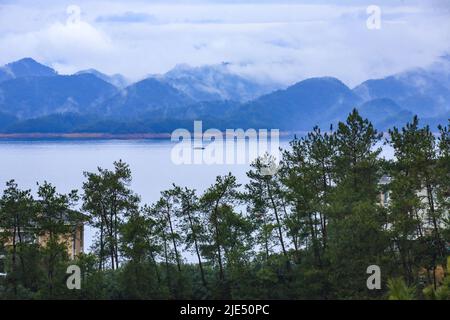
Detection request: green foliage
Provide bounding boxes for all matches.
[387,277,416,300]
[82,160,140,270]
[0,113,449,300]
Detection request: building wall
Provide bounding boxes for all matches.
[2,224,84,260]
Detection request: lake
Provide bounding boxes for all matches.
[0,138,393,251]
[0,139,289,250]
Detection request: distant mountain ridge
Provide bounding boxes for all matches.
[75,69,129,89]
[354,69,450,118]
[0,73,117,119]
[99,77,194,119]
[0,57,448,134]
[157,63,279,102]
[353,56,450,119]
[0,58,57,83]
[237,77,362,130]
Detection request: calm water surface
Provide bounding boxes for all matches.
[0,139,287,250]
[0,138,392,251]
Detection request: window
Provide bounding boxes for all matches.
[14,230,36,244]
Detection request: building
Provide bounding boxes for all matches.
[378,175,449,230]
[378,175,450,286]
[0,219,84,277]
[35,223,84,260]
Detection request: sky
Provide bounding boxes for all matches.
[0,0,449,87]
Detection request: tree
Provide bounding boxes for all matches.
[387,277,416,300]
[246,156,290,260]
[82,160,140,270]
[436,121,450,269]
[326,109,387,298]
[200,173,244,297]
[281,127,336,268]
[159,189,183,273]
[0,180,36,297]
[173,186,208,289]
[35,181,81,298]
[119,206,165,299]
[148,198,189,298]
[388,117,448,288]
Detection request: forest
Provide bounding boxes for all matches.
[0,109,449,300]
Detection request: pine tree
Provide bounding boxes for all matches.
[82,160,139,270]
[35,181,80,298]
[200,173,243,298]
[388,117,448,289]
[0,180,36,297]
[246,155,290,261]
[172,185,208,289]
[327,109,387,298]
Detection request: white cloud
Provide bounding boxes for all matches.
[0,0,449,87]
[0,3,114,74]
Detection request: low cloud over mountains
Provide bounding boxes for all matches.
[0,57,448,134]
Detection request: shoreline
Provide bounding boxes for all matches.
[0,133,173,139]
[0,131,304,140]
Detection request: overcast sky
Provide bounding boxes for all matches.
[0,0,449,87]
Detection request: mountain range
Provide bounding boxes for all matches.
[0,57,448,134]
